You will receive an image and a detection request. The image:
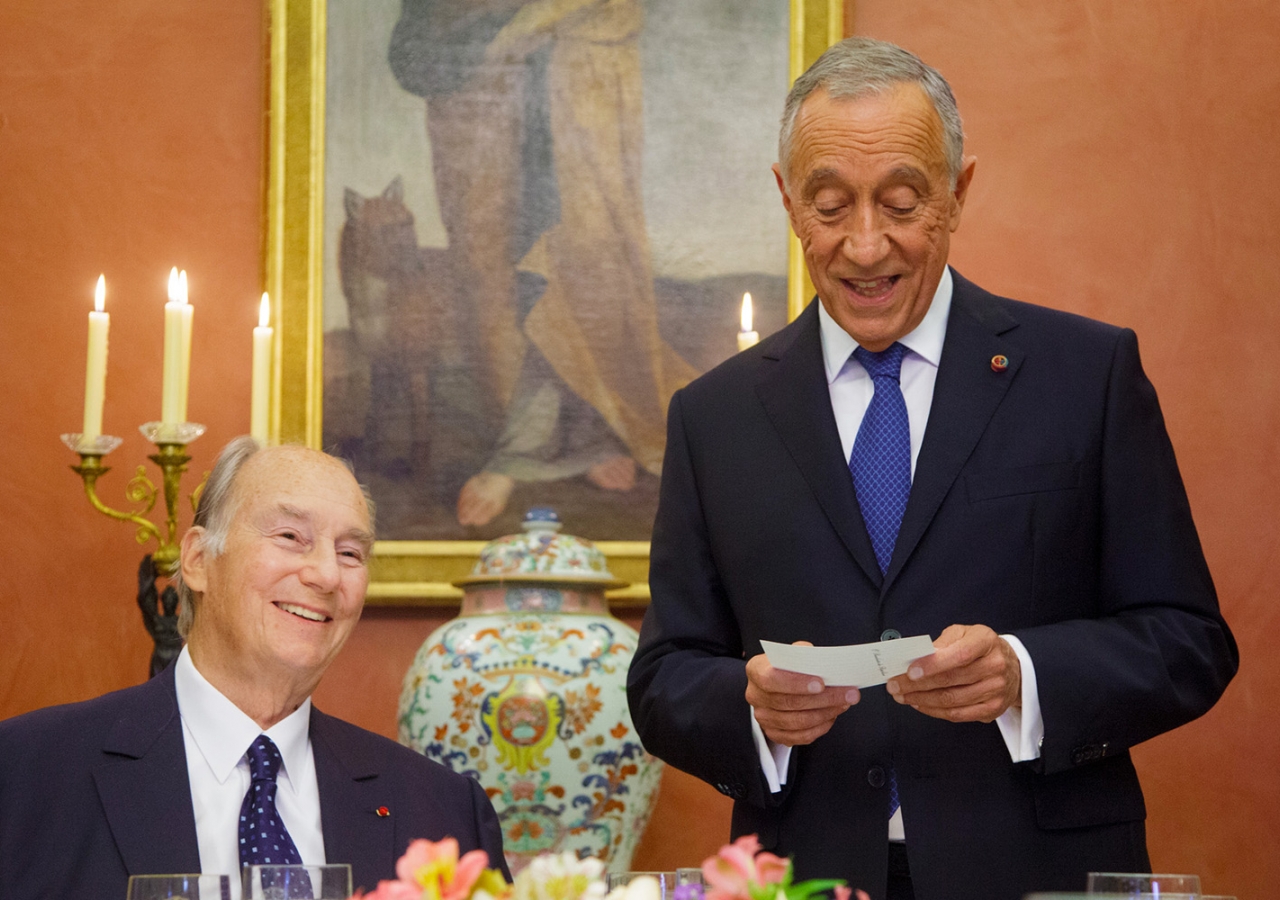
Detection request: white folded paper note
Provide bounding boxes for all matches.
[760,635,936,687]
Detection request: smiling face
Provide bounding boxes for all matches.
[774,83,976,351]
[181,446,373,720]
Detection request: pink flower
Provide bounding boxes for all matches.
[362,881,424,900]
[395,838,492,900]
[701,834,768,900]
[752,853,789,887]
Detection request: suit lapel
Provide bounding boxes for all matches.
[757,302,882,586]
[93,666,203,876]
[883,272,1023,592]
[313,710,395,889]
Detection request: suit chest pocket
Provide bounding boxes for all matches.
[965,461,1082,503]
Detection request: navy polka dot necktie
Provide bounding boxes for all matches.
[849,342,910,820]
[239,735,304,870]
[849,342,911,576]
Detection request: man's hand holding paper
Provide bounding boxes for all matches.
[885,624,1023,724]
[751,626,1021,744]
[745,642,862,747]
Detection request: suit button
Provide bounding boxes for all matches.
[1070,743,1106,765]
[867,766,886,788]
[880,629,902,641]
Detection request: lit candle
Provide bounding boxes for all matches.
[250,292,273,444]
[82,275,110,439]
[179,270,192,420]
[161,268,194,424]
[737,292,760,352]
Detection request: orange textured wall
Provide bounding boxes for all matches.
[0,1,266,712]
[1,2,1276,898]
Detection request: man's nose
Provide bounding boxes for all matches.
[840,207,889,267]
[300,543,342,591]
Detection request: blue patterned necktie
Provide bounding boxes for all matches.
[848,342,910,820]
[849,342,912,575]
[239,735,304,870]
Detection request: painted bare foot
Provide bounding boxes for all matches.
[457,472,516,527]
[586,455,637,491]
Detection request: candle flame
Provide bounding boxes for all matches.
[168,267,179,303]
[740,292,754,333]
[178,270,189,305]
[258,292,271,328]
[95,275,105,312]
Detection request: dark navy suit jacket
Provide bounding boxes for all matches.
[628,271,1237,900]
[0,664,507,900]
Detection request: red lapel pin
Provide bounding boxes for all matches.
[990,354,1009,372]
[376,806,390,817]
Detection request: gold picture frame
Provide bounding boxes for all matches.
[266,0,844,606]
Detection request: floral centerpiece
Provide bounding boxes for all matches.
[353,834,868,900]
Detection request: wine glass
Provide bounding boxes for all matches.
[674,868,706,900]
[241,864,352,900]
[126,874,231,900]
[607,872,678,900]
[1085,872,1200,897]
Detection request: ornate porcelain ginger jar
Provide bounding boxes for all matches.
[397,509,664,873]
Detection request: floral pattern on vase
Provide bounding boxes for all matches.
[398,510,663,874]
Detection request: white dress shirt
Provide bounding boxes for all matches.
[174,646,327,899]
[749,269,1044,840]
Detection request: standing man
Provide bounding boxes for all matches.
[627,37,1236,900]
[0,439,507,899]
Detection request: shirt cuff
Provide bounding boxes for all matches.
[995,633,1043,762]
[749,711,792,792]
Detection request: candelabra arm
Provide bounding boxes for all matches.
[73,456,163,548]
[148,444,193,577]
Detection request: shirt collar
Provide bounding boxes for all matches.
[174,645,313,788]
[818,265,953,383]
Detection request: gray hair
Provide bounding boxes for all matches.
[778,36,965,187]
[173,438,377,637]
[174,436,263,637]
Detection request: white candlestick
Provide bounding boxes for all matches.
[82,275,109,439]
[161,268,193,424]
[250,292,273,444]
[179,270,192,421]
[737,291,759,352]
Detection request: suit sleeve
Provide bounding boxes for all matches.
[627,390,780,809]
[1014,328,1238,775]
[468,774,511,881]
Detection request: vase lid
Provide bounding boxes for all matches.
[453,507,630,590]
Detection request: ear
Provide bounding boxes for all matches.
[179,526,211,594]
[949,155,978,232]
[772,163,800,231]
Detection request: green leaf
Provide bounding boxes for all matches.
[784,879,847,900]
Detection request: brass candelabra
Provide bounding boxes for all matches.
[62,422,208,577]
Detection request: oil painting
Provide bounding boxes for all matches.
[268,0,841,600]
[320,0,794,542]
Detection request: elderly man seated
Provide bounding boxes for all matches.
[0,438,507,899]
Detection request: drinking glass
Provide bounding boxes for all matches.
[1085,872,1200,897]
[127,874,231,900]
[241,864,352,900]
[674,868,705,900]
[607,872,678,900]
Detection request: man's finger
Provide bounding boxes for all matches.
[913,625,995,677]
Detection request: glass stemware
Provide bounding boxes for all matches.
[241,864,352,900]
[126,874,231,900]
